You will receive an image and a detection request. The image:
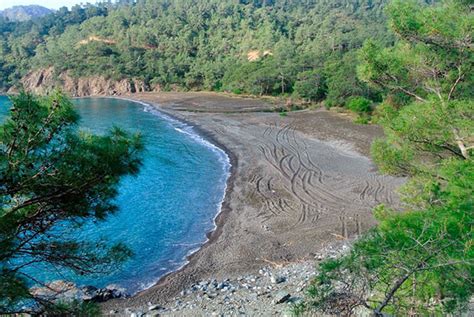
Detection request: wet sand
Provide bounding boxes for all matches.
[102,92,404,312]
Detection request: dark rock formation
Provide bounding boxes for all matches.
[30,280,129,304]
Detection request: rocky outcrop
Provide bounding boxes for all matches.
[11,67,160,97]
[30,280,128,304]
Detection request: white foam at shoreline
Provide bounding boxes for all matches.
[113,97,232,295]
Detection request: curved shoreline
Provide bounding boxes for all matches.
[100,92,404,313]
[1,94,239,300]
[2,92,405,315]
[114,96,239,297]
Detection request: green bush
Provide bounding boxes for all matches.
[346,96,372,114]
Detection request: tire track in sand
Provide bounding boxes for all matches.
[252,122,397,232]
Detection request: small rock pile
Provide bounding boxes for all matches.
[114,262,314,317]
[117,241,353,317]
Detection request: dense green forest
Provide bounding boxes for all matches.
[0,0,397,106]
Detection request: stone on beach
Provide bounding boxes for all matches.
[270,275,286,284]
[273,290,291,304]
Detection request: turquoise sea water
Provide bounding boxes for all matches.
[0,96,230,293]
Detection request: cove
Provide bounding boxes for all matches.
[0,96,230,294]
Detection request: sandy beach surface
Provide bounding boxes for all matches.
[101,92,404,314]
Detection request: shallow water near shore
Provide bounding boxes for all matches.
[0,96,230,293]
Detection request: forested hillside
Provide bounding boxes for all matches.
[1,0,395,104]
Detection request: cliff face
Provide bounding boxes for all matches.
[9,68,159,97]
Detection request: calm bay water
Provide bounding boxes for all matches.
[0,96,230,293]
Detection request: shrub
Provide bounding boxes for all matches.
[346,96,372,114]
